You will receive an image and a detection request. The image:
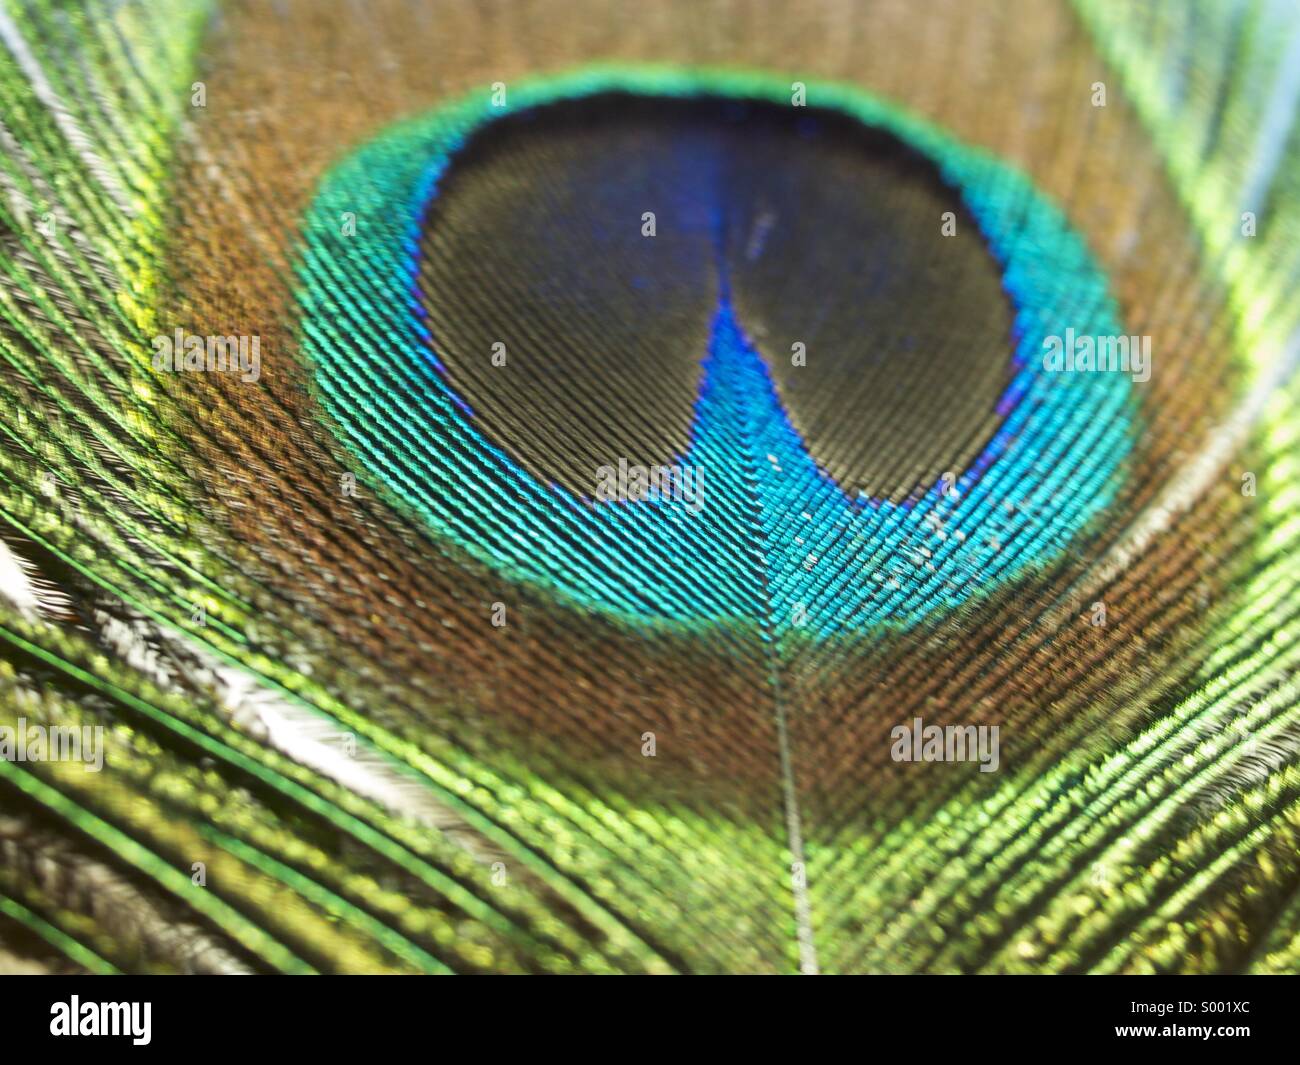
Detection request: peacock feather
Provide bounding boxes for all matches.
[0,0,1298,975]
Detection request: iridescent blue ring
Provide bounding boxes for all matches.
[297,67,1136,638]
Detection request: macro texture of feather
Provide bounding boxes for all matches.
[0,0,1298,974]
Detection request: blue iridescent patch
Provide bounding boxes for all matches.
[297,67,1136,637]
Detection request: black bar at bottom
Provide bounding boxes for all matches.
[0,974,1291,1052]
